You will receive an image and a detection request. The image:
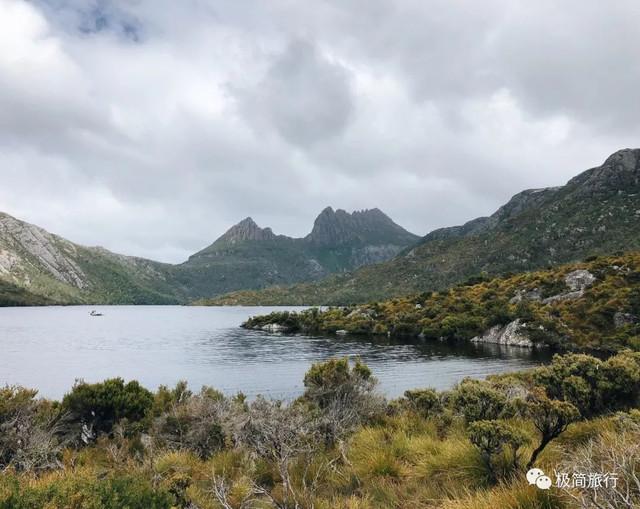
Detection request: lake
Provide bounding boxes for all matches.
[0,305,552,400]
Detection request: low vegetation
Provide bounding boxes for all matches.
[0,280,53,307]
[242,252,640,351]
[1,352,639,508]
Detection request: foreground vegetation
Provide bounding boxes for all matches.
[1,351,639,508]
[243,252,640,352]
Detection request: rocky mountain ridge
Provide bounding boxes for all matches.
[0,207,418,305]
[205,148,640,305]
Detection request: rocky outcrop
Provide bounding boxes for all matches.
[542,270,596,304]
[564,269,596,292]
[471,319,537,348]
[614,312,638,329]
[260,323,291,333]
[509,288,542,304]
[215,217,278,244]
[306,207,418,247]
[0,213,87,288]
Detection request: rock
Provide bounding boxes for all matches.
[347,308,374,319]
[542,290,585,304]
[564,269,596,292]
[509,288,542,304]
[261,323,289,333]
[541,269,596,304]
[613,312,638,328]
[471,319,537,348]
[216,217,277,244]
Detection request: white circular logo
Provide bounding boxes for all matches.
[526,468,545,485]
[536,475,552,490]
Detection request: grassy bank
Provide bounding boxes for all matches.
[1,352,639,508]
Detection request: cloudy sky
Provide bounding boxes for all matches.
[1,0,639,262]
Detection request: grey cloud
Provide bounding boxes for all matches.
[237,39,354,148]
[0,0,638,262]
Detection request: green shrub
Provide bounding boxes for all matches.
[404,389,440,417]
[524,388,580,469]
[0,471,174,509]
[452,381,508,423]
[62,378,153,435]
[468,420,529,480]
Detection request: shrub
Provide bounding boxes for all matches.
[468,420,529,481]
[303,358,385,443]
[0,386,64,472]
[557,418,640,508]
[452,380,508,423]
[62,378,154,436]
[154,388,227,459]
[524,388,580,469]
[403,389,440,417]
[0,470,174,508]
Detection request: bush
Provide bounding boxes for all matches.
[557,418,640,508]
[468,420,528,481]
[303,358,375,409]
[524,388,580,469]
[154,387,227,459]
[533,352,640,417]
[302,358,385,444]
[452,380,508,423]
[0,470,174,508]
[404,388,440,417]
[0,386,64,472]
[62,378,154,436]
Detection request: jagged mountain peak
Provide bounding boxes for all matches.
[216,217,277,244]
[307,207,417,246]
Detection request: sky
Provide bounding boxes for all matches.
[1,0,639,263]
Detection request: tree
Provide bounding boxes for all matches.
[468,420,529,481]
[524,388,580,469]
[452,380,508,423]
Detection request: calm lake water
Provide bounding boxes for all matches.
[0,306,552,399]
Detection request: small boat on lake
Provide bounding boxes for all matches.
[89,310,104,317]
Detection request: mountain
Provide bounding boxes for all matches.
[172,208,420,299]
[0,212,180,304]
[204,148,640,305]
[0,208,418,305]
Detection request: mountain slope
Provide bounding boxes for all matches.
[242,251,640,351]
[205,148,640,305]
[173,209,420,299]
[0,213,181,304]
[0,208,418,305]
